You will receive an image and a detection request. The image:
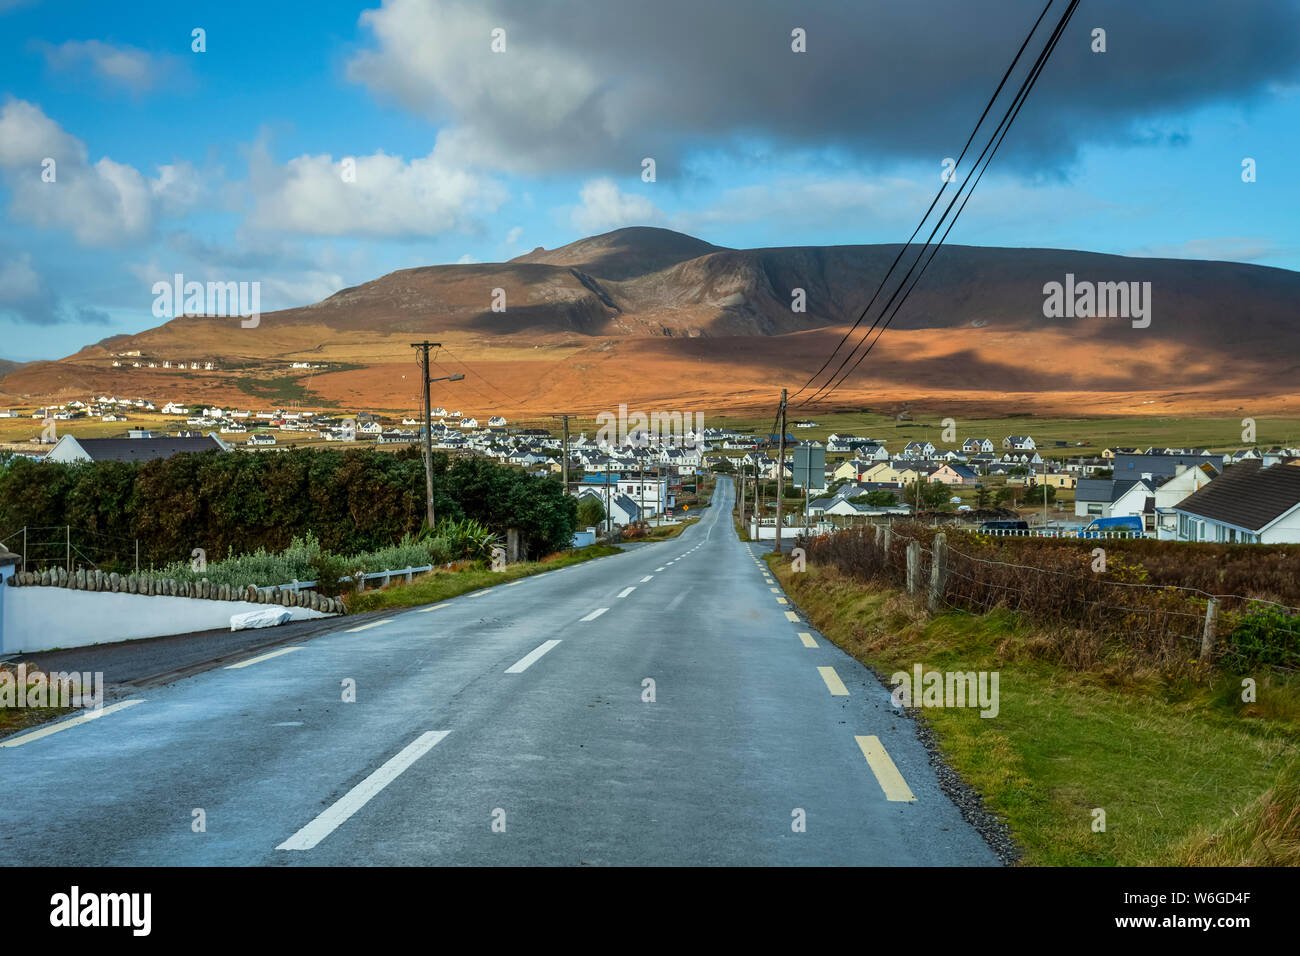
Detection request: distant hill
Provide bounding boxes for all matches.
[5,227,1298,416]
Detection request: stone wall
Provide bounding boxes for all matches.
[6,568,347,615]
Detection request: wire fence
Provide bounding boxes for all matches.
[0,526,140,574]
[798,523,1300,673]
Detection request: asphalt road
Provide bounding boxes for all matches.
[0,478,997,865]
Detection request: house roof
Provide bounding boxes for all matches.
[58,435,226,462]
[1173,460,1300,532]
[1076,478,1149,503]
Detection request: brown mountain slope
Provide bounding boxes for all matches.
[2,228,1298,416]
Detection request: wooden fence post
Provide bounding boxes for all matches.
[884,525,893,552]
[1200,597,1220,659]
[928,533,948,613]
[906,540,920,595]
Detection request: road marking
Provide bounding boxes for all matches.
[417,603,451,613]
[640,575,654,582]
[506,639,562,674]
[769,587,780,593]
[798,632,818,648]
[468,590,488,598]
[775,597,788,605]
[347,619,394,633]
[226,647,303,669]
[655,567,665,572]
[855,735,917,802]
[817,666,849,696]
[0,699,146,748]
[277,731,451,850]
[506,580,523,587]
[617,587,636,599]
[580,607,609,622]
[784,611,800,622]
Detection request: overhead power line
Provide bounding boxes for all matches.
[795,0,1079,408]
[804,0,1081,408]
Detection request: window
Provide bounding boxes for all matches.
[1086,504,1103,516]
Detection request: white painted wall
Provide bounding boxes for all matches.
[1,588,331,654]
[1263,505,1300,544]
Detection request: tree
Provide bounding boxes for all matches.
[974,485,991,509]
[576,495,605,528]
[1023,483,1057,506]
[861,489,899,507]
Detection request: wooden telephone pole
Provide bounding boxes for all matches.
[774,388,788,554]
[410,341,462,529]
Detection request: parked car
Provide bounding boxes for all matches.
[1078,515,1144,537]
[980,519,1029,531]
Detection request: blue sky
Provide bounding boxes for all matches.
[2,0,1298,361]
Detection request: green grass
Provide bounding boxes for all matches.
[770,557,1300,866]
[347,544,622,613]
[232,375,330,406]
[630,517,698,542]
[710,412,1300,462]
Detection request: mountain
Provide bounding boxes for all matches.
[2,227,1298,416]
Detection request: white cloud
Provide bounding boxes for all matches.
[0,252,44,303]
[456,253,479,264]
[347,0,637,174]
[0,99,203,246]
[1125,237,1283,264]
[571,178,663,233]
[0,250,107,326]
[247,141,507,237]
[38,39,177,93]
[505,225,523,245]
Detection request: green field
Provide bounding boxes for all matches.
[709,411,1300,460]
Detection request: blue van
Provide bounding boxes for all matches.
[1078,515,1144,537]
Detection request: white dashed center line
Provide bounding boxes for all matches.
[580,607,609,622]
[226,647,303,669]
[506,639,562,674]
[276,731,450,851]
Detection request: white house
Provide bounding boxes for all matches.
[1074,477,1155,522]
[1173,460,1300,543]
[1003,435,1037,450]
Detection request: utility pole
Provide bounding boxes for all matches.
[561,414,570,493]
[739,458,746,529]
[409,341,461,530]
[774,388,787,554]
[1042,456,1049,534]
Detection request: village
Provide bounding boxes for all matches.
[7,393,1300,544]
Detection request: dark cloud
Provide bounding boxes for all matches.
[351,0,1300,174]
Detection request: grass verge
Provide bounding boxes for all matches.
[346,544,622,613]
[627,518,698,542]
[768,555,1300,866]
